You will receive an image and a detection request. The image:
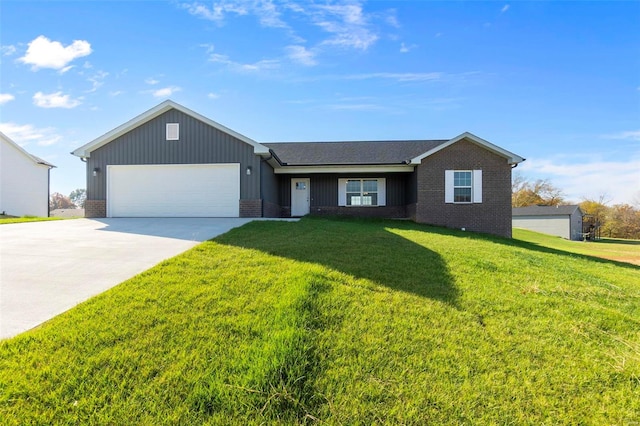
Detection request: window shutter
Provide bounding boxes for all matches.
[338,179,347,206]
[473,170,482,203]
[166,123,179,140]
[378,178,386,206]
[444,170,454,203]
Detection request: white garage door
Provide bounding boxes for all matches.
[107,164,240,217]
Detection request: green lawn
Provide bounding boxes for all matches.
[514,227,640,265]
[0,216,66,224]
[1,218,639,424]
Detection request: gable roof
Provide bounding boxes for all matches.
[263,140,447,166]
[71,100,270,158]
[513,205,582,217]
[0,132,56,168]
[409,132,525,165]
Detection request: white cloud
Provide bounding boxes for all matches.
[86,70,109,92]
[1,45,16,56]
[0,93,15,104]
[344,72,443,82]
[601,130,640,141]
[209,52,280,72]
[182,1,248,22]
[19,35,92,71]
[207,92,220,99]
[109,90,124,97]
[314,3,378,50]
[145,77,160,85]
[286,45,317,66]
[399,42,417,53]
[151,86,181,98]
[501,4,510,13]
[519,155,640,204]
[0,122,62,146]
[33,91,82,109]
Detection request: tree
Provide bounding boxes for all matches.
[69,188,86,208]
[512,173,565,207]
[602,204,640,239]
[49,192,75,210]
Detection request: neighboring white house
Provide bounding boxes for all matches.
[512,205,584,240]
[0,132,55,217]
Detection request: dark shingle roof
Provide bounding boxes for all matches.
[512,205,581,217]
[263,140,448,166]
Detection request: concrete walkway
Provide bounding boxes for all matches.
[0,218,258,339]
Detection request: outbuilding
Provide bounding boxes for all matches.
[1,132,55,217]
[512,205,584,240]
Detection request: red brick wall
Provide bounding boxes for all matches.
[239,199,262,218]
[415,140,513,238]
[85,200,106,218]
[309,205,407,218]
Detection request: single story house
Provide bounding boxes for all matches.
[1,131,55,217]
[512,205,584,240]
[72,100,525,238]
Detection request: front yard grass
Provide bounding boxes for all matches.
[1,217,639,424]
[0,216,66,224]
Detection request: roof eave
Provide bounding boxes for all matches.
[71,100,270,158]
[409,132,525,165]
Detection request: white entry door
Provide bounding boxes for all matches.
[291,178,310,216]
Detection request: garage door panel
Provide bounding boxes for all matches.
[107,164,239,217]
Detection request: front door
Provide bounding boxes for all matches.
[291,178,310,216]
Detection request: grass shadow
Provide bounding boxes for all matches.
[594,238,640,246]
[215,216,459,307]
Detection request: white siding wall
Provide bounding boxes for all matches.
[0,139,50,217]
[512,215,571,240]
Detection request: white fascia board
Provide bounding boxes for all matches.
[274,165,414,174]
[71,100,269,158]
[410,132,525,165]
[1,131,55,168]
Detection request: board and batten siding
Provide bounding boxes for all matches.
[86,109,260,201]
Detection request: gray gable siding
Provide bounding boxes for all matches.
[86,109,260,201]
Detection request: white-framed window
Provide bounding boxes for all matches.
[338,178,386,207]
[445,170,482,204]
[166,123,179,141]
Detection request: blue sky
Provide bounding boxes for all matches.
[1,1,639,204]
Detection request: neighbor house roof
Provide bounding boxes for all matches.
[513,205,582,217]
[71,100,270,158]
[263,140,447,165]
[0,132,56,168]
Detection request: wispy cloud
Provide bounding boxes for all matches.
[33,91,82,108]
[19,35,92,71]
[209,52,280,72]
[313,3,378,50]
[286,45,317,66]
[399,42,417,53]
[343,72,443,82]
[86,70,109,93]
[0,93,15,104]
[1,45,16,56]
[0,122,62,146]
[519,154,640,204]
[328,103,385,111]
[145,77,160,85]
[151,86,181,98]
[601,130,640,141]
[207,92,220,99]
[109,90,125,97]
[501,4,510,13]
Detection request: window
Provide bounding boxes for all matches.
[166,123,179,141]
[338,178,386,206]
[453,171,472,203]
[445,170,482,204]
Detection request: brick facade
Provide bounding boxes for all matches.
[309,205,407,218]
[415,140,513,238]
[85,200,106,218]
[239,199,262,218]
[263,200,281,218]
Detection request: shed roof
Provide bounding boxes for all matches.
[263,140,447,165]
[512,205,582,217]
[0,132,56,168]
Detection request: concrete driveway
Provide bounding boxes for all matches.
[0,218,256,339]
